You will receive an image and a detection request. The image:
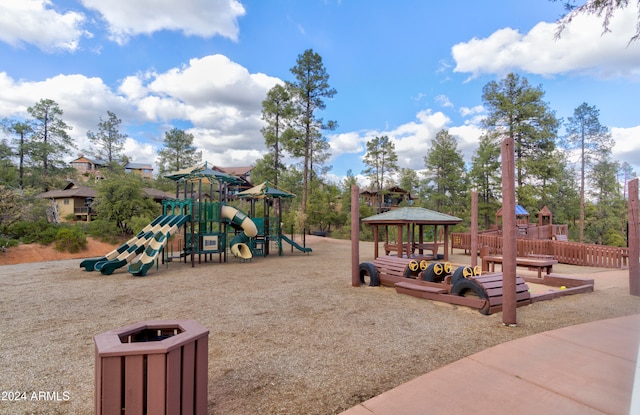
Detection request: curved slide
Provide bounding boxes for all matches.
[128,215,189,277]
[221,205,257,259]
[280,234,312,253]
[94,216,180,275]
[80,215,166,271]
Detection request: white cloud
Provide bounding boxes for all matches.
[0,0,89,52]
[452,6,640,79]
[80,0,245,44]
[435,94,453,108]
[0,53,280,170]
[329,132,364,154]
[611,125,640,175]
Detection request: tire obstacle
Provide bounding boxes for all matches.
[358,255,531,315]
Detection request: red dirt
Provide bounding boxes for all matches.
[0,237,121,265]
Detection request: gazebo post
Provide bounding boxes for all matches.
[373,225,379,258]
[396,225,403,258]
[443,225,449,261]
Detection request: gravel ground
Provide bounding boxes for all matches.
[1,236,639,414]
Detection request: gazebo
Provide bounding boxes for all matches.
[362,207,462,261]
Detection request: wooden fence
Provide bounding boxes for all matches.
[451,233,629,269]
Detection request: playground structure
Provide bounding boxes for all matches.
[355,204,595,315]
[80,163,311,277]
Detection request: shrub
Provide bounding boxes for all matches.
[84,219,123,244]
[7,220,56,244]
[54,227,87,253]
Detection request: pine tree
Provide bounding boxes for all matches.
[286,49,337,219]
[27,99,75,190]
[261,84,295,186]
[423,130,467,216]
[362,135,399,211]
[87,111,127,164]
[481,73,559,206]
[563,102,613,242]
[156,128,202,175]
[469,133,501,229]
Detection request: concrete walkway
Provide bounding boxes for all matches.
[340,314,640,415]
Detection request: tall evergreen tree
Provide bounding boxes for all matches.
[27,99,75,190]
[398,167,420,202]
[2,119,32,188]
[286,49,337,218]
[481,73,559,207]
[563,102,613,242]
[156,128,202,175]
[585,155,625,245]
[469,133,501,229]
[87,111,127,164]
[422,129,467,216]
[261,84,295,187]
[362,135,398,210]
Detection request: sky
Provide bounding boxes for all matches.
[0,0,638,187]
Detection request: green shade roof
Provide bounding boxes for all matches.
[362,207,462,225]
[164,162,243,184]
[236,181,295,199]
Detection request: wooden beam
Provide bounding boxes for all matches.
[471,190,478,267]
[351,185,360,287]
[629,178,639,296]
[501,137,517,325]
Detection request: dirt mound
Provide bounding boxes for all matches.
[0,237,120,265]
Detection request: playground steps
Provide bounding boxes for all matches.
[473,273,531,315]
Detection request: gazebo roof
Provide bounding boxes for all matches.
[362,207,462,225]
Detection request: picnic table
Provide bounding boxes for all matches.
[482,255,558,279]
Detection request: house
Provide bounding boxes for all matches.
[124,162,154,179]
[69,155,154,180]
[360,186,414,213]
[38,182,173,222]
[70,155,108,180]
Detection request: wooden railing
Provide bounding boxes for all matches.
[451,233,629,269]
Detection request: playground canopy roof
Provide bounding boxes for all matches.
[362,207,463,225]
[237,181,295,199]
[164,163,243,184]
[496,204,529,217]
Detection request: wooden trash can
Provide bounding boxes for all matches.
[94,319,209,415]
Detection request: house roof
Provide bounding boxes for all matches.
[39,186,97,199]
[217,166,252,176]
[362,207,462,225]
[125,162,153,170]
[38,182,172,202]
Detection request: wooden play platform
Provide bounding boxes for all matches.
[359,254,594,315]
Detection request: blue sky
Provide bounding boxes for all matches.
[0,0,638,186]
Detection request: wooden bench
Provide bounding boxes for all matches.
[482,255,557,279]
[411,242,438,257]
[384,243,411,258]
[373,255,415,287]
